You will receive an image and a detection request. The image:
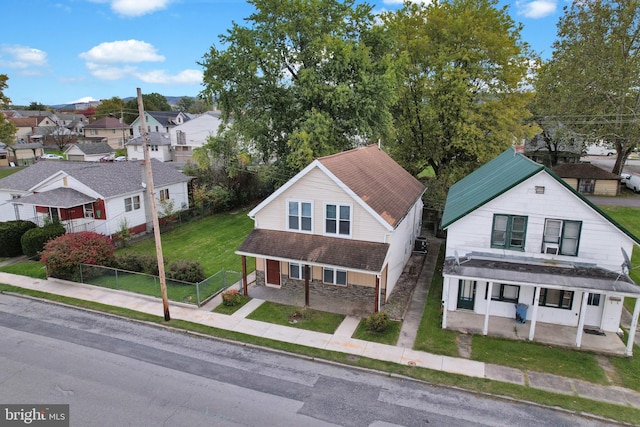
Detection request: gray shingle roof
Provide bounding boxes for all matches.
[0,160,191,198]
[71,142,113,155]
[127,133,171,146]
[17,187,96,208]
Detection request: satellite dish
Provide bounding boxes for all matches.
[621,247,632,275]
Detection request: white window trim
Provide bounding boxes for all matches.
[322,267,347,286]
[286,199,314,233]
[289,262,310,280]
[323,202,353,238]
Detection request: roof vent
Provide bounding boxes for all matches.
[535,186,545,194]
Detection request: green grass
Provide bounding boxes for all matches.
[247,301,345,334]
[0,260,46,279]
[0,167,24,179]
[212,295,251,315]
[2,283,639,425]
[609,342,640,392]
[413,246,460,356]
[472,336,607,384]
[352,319,402,345]
[119,210,255,275]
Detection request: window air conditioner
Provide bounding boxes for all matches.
[543,242,559,255]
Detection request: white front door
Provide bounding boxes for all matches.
[584,293,604,327]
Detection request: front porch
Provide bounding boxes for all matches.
[447,310,628,356]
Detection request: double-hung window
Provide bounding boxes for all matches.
[323,267,347,286]
[543,219,581,256]
[159,188,170,201]
[325,204,351,236]
[289,263,310,280]
[491,214,527,251]
[538,288,574,309]
[487,283,520,303]
[288,201,312,232]
[124,196,140,212]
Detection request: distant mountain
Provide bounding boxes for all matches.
[49,95,195,110]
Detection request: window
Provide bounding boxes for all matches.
[289,263,310,280]
[325,204,351,236]
[323,267,347,286]
[124,196,140,212]
[538,288,573,309]
[486,283,520,303]
[587,293,601,306]
[150,145,158,152]
[543,219,582,256]
[288,201,312,232]
[159,189,170,201]
[84,203,94,218]
[90,129,97,135]
[578,179,595,195]
[491,214,527,250]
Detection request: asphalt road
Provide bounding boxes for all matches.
[0,295,613,426]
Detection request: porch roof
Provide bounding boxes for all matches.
[15,187,96,209]
[237,229,389,274]
[443,257,640,296]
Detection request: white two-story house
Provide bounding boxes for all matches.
[441,148,640,355]
[237,145,425,316]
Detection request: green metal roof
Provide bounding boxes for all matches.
[441,147,640,246]
[441,148,543,229]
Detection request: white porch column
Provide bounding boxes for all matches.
[483,282,493,335]
[528,286,541,341]
[626,297,640,357]
[441,277,449,328]
[575,291,589,348]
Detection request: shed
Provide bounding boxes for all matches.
[551,163,621,196]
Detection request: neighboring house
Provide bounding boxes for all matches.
[8,117,42,143]
[440,148,640,356]
[130,111,189,138]
[82,117,130,150]
[0,144,8,167]
[551,162,622,196]
[168,112,222,163]
[237,145,425,315]
[126,133,173,162]
[0,160,192,237]
[56,113,89,134]
[6,142,44,166]
[64,142,114,162]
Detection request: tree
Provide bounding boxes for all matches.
[0,75,17,144]
[95,96,126,119]
[123,92,172,123]
[26,101,48,111]
[176,96,195,112]
[383,0,535,181]
[45,126,77,151]
[199,0,396,176]
[535,0,640,175]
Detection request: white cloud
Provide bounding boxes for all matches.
[68,96,99,104]
[134,69,203,84]
[92,0,172,17]
[517,0,557,19]
[80,40,165,64]
[1,45,48,69]
[85,62,137,80]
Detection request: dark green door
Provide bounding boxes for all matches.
[457,280,476,310]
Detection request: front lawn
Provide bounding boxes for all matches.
[118,210,255,275]
[0,167,24,179]
[0,260,46,279]
[247,301,345,334]
[212,295,252,315]
[352,319,402,345]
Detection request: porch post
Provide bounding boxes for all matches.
[304,265,310,307]
[241,256,248,296]
[441,277,449,328]
[374,276,380,313]
[483,282,493,335]
[528,286,541,341]
[626,297,640,357]
[575,291,589,348]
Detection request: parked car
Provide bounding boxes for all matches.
[115,156,127,162]
[586,144,616,156]
[621,172,640,192]
[41,154,63,160]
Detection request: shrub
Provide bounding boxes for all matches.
[166,259,205,283]
[21,223,66,258]
[41,232,115,280]
[113,253,162,275]
[364,311,390,333]
[221,289,241,306]
[0,220,37,257]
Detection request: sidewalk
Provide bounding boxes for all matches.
[0,270,639,409]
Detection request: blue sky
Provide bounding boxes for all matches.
[1,0,564,106]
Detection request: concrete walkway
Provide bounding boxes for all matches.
[1,270,639,409]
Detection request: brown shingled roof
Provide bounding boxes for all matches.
[318,145,425,228]
[551,163,621,180]
[238,229,389,272]
[9,117,39,127]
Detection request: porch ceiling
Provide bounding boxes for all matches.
[444,257,640,296]
[237,229,389,273]
[15,187,96,209]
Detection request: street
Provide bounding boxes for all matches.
[0,294,610,426]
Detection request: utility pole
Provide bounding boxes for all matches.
[137,88,170,321]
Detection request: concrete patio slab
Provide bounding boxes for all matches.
[362,342,404,363]
[527,371,576,396]
[484,364,525,385]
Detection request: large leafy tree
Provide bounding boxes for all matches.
[199,0,395,177]
[0,75,17,144]
[535,0,640,175]
[383,0,534,180]
[95,96,126,120]
[123,92,172,123]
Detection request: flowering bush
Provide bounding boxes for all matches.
[41,232,115,280]
[221,289,241,306]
